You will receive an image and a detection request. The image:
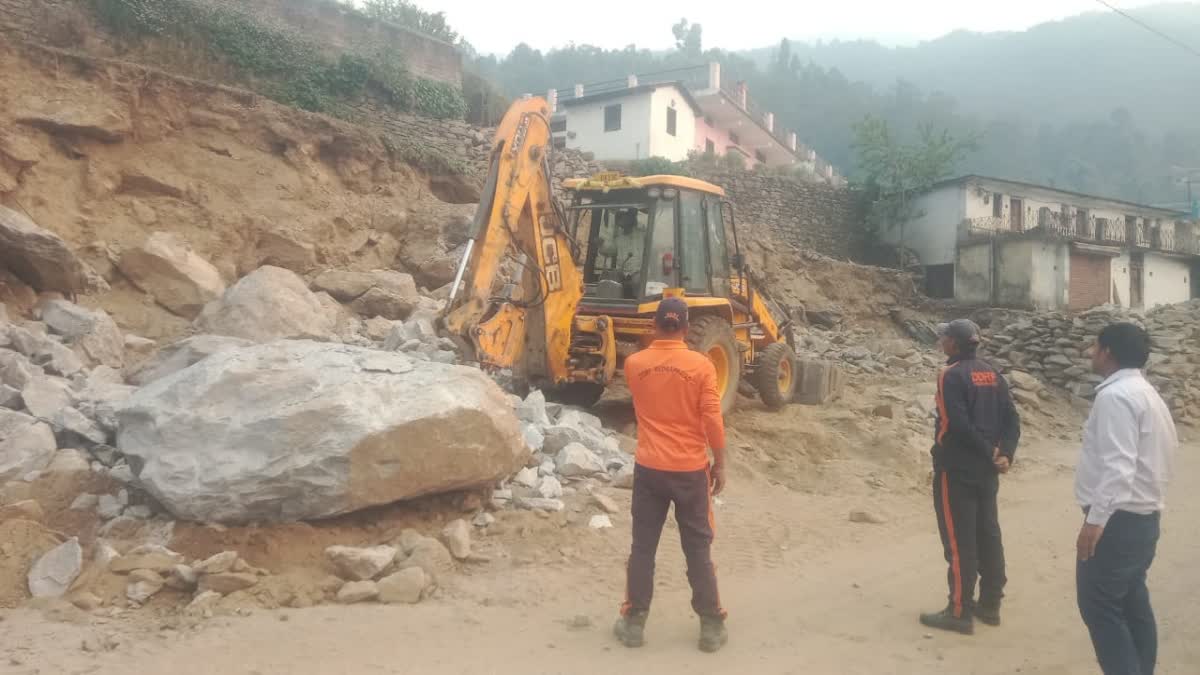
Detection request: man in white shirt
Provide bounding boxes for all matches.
[1076,322,1177,675]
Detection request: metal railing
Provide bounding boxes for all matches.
[963,216,1200,255]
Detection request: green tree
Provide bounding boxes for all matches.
[672,18,702,59]
[362,0,457,43]
[853,115,978,252]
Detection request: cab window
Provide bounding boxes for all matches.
[644,197,677,297]
[679,190,709,293]
[705,197,731,296]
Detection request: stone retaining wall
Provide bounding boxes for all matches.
[691,171,867,261]
[987,301,1200,424]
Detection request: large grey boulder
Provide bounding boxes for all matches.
[312,269,420,321]
[193,266,336,342]
[0,409,57,482]
[0,205,104,294]
[37,299,125,368]
[125,335,254,386]
[116,340,527,523]
[118,232,226,319]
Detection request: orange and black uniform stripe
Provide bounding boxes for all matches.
[932,352,1021,617]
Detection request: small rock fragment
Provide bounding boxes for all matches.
[612,463,635,489]
[537,475,564,499]
[592,493,620,514]
[849,510,888,525]
[336,580,379,604]
[97,494,122,519]
[126,569,165,604]
[515,497,565,512]
[165,564,198,591]
[588,515,613,529]
[441,519,471,560]
[69,493,99,511]
[377,567,427,604]
[325,545,398,581]
[193,550,238,575]
[197,572,259,595]
[28,537,83,598]
[70,591,103,611]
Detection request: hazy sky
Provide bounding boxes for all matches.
[418,0,1172,55]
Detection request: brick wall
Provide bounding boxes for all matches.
[1069,251,1112,309]
[691,170,868,260]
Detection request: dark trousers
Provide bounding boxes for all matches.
[622,464,725,619]
[1077,510,1161,675]
[933,468,1006,618]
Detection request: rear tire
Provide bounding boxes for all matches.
[686,315,741,415]
[753,342,797,411]
[551,382,605,409]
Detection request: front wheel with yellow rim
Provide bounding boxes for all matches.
[685,315,741,415]
[753,342,798,411]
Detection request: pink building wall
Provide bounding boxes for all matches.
[694,117,760,168]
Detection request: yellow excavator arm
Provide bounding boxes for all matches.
[442,97,615,388]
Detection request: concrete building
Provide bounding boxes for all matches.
[883,175,1199,310]
[544,64,844,184]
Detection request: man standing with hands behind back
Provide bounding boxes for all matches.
[1076,322,1176,675]
[921,319,1021,635]
[613,297,729,654]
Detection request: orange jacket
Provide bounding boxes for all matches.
[625,340,727,472]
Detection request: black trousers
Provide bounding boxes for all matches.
[622,464,725,619]
[1077,510,1161,675]
[933,468,1006,618]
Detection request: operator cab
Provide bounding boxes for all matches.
[565,174,733,308]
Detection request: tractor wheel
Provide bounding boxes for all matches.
[753,342,798,411]
[551,382,606,409]
[686,315,741,415]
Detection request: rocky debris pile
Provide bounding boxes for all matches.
[488,390,638,514]
[987,301,1200,423]
[117,340,526,523]
[0,298,147,512]
[796,328,942,378]
[323,531,456,605]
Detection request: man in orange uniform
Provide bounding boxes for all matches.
[613,297,729,653]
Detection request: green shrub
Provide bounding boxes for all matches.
[628,156,686,177]
[89,0,465,119]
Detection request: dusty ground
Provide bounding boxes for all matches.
[5,409,1195,674]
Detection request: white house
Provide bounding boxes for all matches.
[883,175,1199,310]
[554,81,701,164]
[544,64,845,184]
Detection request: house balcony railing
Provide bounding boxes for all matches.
[960,217,1200,255]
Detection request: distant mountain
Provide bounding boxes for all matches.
[474,3,1200,204]
[746,3,1200,134]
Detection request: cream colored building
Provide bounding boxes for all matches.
[884,175,1198,310]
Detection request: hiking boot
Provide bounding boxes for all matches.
[974,600,1001,626]
[698,615,728,653]
[613,612,647,648]
[919,606,974,635]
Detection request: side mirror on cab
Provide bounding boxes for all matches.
[730,253,746,272]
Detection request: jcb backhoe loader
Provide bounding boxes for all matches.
[442,96,798,414]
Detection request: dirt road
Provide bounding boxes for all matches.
[5,437,1196,674]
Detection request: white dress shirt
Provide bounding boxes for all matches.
[1075,368,1177,527]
